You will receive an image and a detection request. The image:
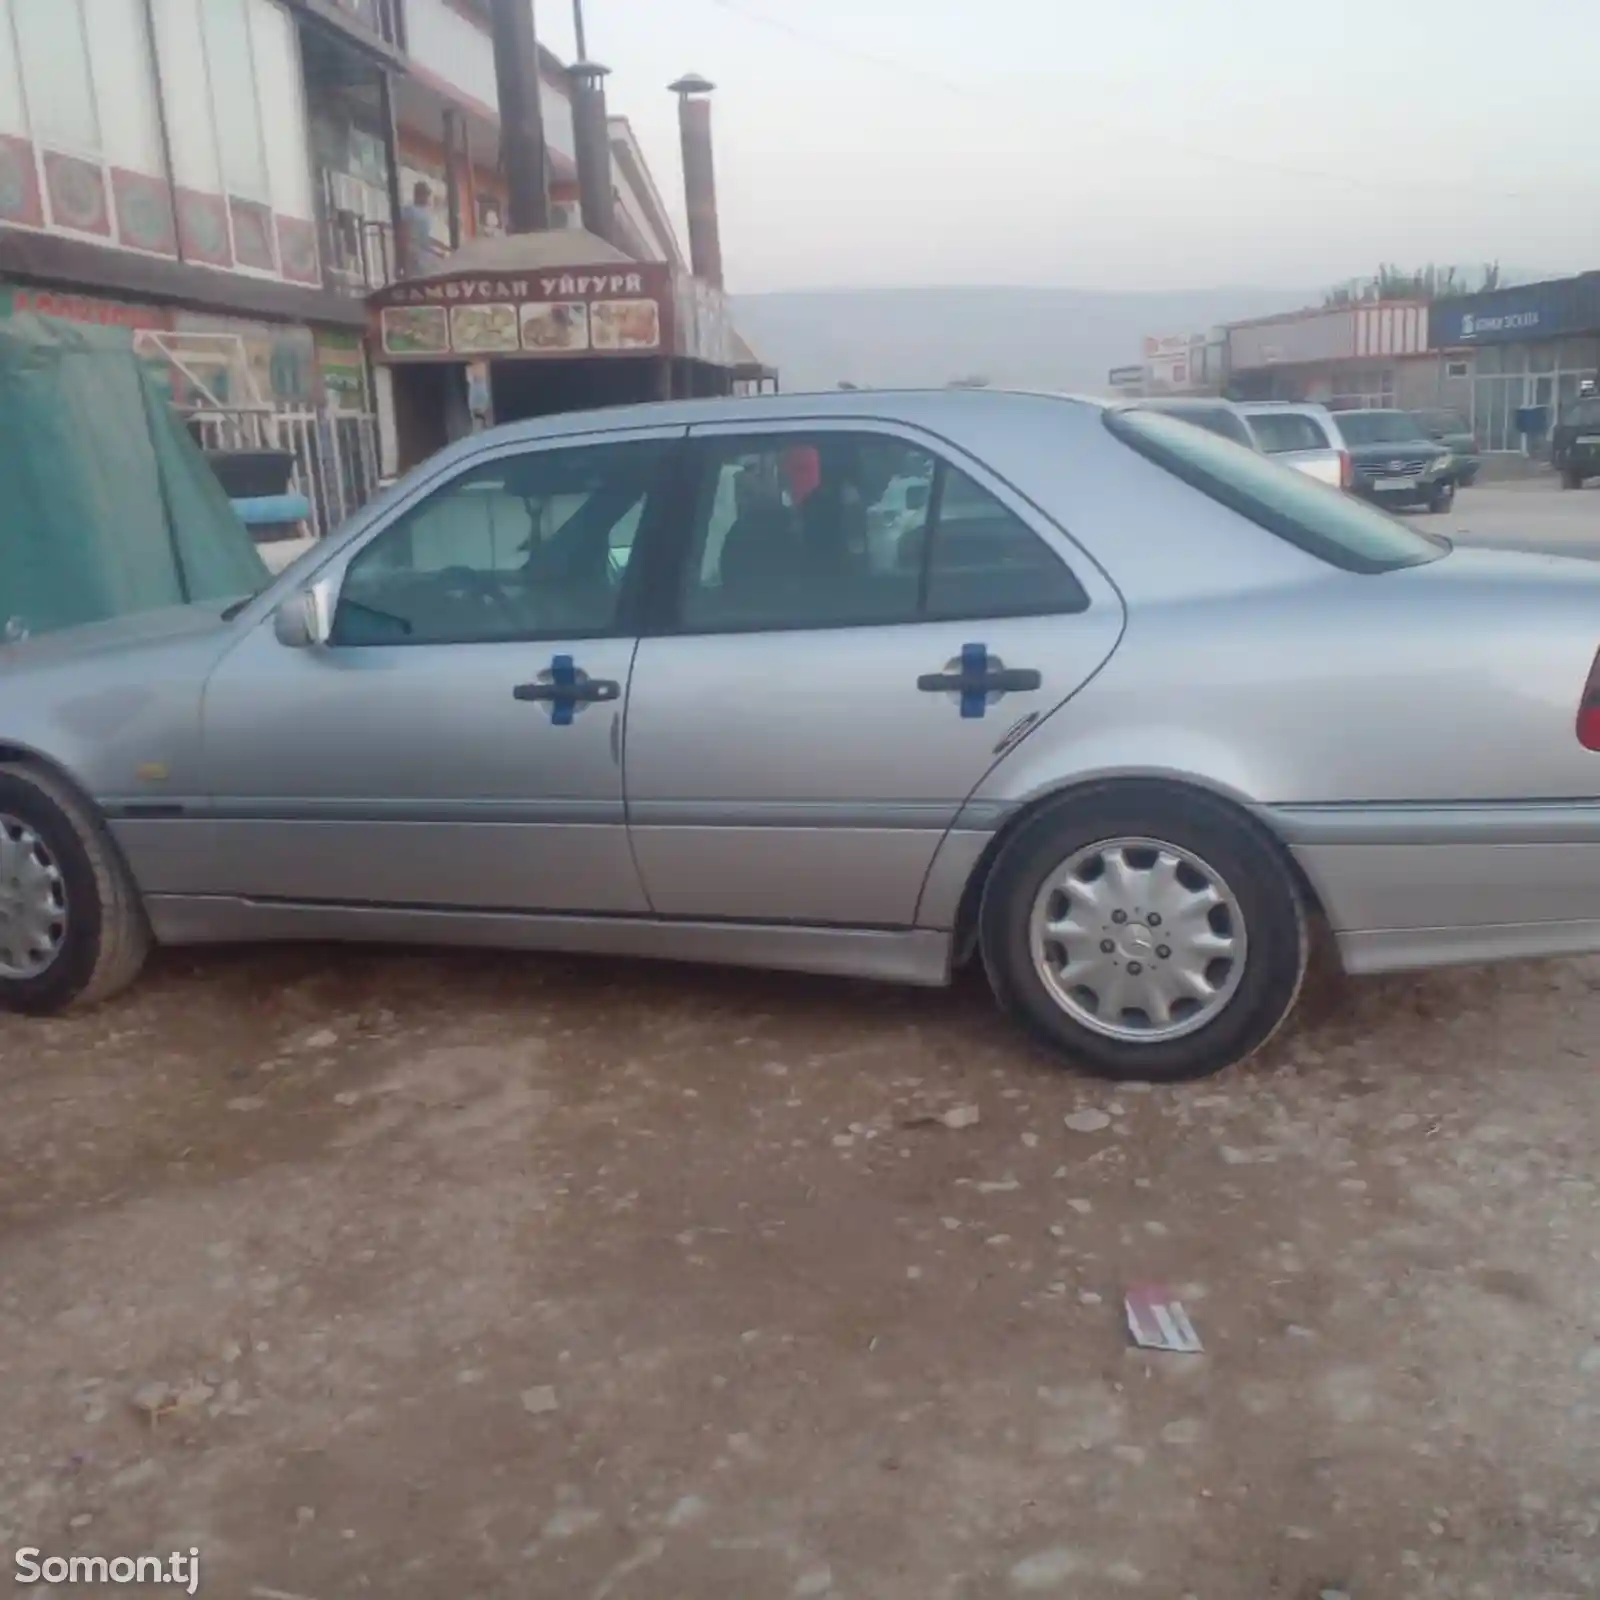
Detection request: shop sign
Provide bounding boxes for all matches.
[1433,273,1600,347]
[0,284,171,333]
[370,260,734,366]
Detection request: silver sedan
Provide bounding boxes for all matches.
[5,389,1600,1082]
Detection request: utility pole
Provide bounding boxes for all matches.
[489,0,550,232]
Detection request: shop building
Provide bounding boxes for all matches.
[1430,272,1600,455]
[0,0,718,525]
[1224,301,1437,411]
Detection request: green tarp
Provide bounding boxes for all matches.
[0,312,266,640]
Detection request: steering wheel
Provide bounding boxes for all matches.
[432,566,524,631]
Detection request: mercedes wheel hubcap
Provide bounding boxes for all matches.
[1029,836,1246,1043]
[0,813,68,980]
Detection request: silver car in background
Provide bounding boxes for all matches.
[1238,401,1352,490]
[7,389,1600,1084]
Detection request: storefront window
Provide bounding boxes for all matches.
[10,0,99,155]
[201,0,270,202]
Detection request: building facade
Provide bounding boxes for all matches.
[0,0,694,507]
[1430,273,1600,454]
[1224,301,1437,411]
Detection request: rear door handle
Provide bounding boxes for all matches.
[917,667,1041,693]
[512,679,620,703]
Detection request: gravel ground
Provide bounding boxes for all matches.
[4,476,1600,1595]
[3,937,1600,1598]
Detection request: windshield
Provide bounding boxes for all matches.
[1564,399,1600,428]
[1334,410,1430,446]
[1106,407,1445,574]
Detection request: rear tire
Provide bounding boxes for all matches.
[1562,468,1584,491]
[980,785,1307,1083]
[0,764,150,1015]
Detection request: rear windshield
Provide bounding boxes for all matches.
[1566,399,1600,428]
[1133,403,1253,449]
[1247,412,1330,454]
[1105,407,1445,575]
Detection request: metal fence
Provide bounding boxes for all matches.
[186,405,383,542]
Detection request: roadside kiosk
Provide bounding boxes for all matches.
[367,230,769,474]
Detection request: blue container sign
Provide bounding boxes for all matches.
[1432,272,1600,348]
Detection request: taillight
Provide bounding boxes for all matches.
[1577,648,1600,750]
[1338,450,1353,491]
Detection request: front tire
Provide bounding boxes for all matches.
[1426,481,1455,513]
[1562,467,1584,491]
[980,785,1307,1083]
[0,764,150,1015]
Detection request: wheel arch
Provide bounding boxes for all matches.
[0,741,106,816]
[948,773,1328,966]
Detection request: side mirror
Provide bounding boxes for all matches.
[273,578,336,649]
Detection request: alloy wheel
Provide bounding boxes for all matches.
[1028,835,1247,1043]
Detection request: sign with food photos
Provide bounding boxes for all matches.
[370,259,734,368]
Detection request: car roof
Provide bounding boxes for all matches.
[1235,400,1335,416]
[464,386,1109,451]
[1128,396,1241,413]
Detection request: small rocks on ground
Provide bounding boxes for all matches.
[1064,1110,1112,1134]
[940,1104,981,1130]
[521,1385,560,1415]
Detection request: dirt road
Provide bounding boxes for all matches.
[2,943,1598,1597]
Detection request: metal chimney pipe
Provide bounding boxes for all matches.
[570,61,615,245]
[669,73,722,288]
[490,0,550,233]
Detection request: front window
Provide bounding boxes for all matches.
[1334,411,1429,446]
[1106,408,1444,575]
[331,440,671,646]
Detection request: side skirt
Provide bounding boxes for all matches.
[144,895,955,989]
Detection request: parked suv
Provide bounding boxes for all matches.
[1326,409,1459,513]
[1236,402,1351,490]
[1412,409,1482,486]
[1552,395,1600,489]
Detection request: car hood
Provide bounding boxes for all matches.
[1344,438,1449,464]
[0,600,235,672]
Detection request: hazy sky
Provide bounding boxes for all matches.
[539,0,1600,297]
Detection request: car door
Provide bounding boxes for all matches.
[623,420,1125,927]
[198,426,682,912]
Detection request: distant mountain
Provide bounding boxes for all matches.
[731,285,1317,395]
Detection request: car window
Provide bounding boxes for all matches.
[1106,408,1444,575]
[678,432,1088,632]
[1137,403,1253,449]
[1332,411,1428,446]
[1247,412,1330,454]
[332,439,671,646]
[1567,399,1600,428]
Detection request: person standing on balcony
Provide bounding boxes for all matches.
[402,181,437,277]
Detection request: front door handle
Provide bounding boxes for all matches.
[512,654,621,725]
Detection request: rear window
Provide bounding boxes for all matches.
[1105,407,1445,575]
[1247,412,1330,454]
[1567,399,1600,428]
[1134,403,1253,449]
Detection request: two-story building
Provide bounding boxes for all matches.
[0,0,705,517]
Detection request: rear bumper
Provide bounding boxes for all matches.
[1258,802,1600,973]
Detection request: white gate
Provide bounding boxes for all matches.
[185,404,382,542]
